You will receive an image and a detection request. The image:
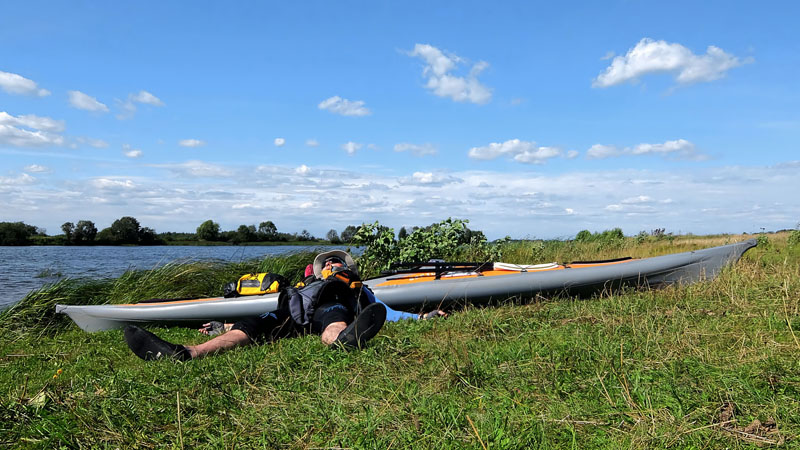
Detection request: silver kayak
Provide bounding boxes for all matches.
[368,239,757,310]
[56,239,755,332]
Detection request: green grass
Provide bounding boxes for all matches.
[1,233,799,448]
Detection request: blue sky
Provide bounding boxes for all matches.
[1,1,798,239]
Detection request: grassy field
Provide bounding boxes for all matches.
[1,233,798,448]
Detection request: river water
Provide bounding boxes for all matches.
[0,245,347,310]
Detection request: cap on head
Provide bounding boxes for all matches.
[313,250,357,278]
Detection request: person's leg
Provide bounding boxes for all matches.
[186,308,297,358]
[312,302,387,349]
[124,308,296,361]
[321,321,347,345]
[183,329,251,358]
[311,303,353,345]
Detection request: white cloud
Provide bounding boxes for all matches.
[68,90,109,112]
[295,164,311,175]
[5,160,800,240]
[513,146,561,164]
[274,138,286,147]
[0,70,50,97]
[394,142,437,156]
[24,164,50,173]
[0,112,64,132]
[0,172,36,185]
[130,90,164,106]
[116,90,165,120]
[413,172,435,183]
[318,96,371,117]
[586,144,622,159]
[122,144,142,158]
[341,141,362,155]
[91,178,135,189]
[631,139,697,157]
[179,139,206,148]
[566,150,580,159]
[409,44,492,104]
[306,139,319,147]
[586,139,702,160]
[593,38,749,88]
[468,139,562,164]
[622,195,653,204]
[0,111,65,147]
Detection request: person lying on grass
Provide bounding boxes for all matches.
[124,250,446,361]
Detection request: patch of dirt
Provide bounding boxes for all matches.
[715,402,785,447]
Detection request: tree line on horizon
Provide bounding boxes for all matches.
[0,217,365,246]
[0,216,482,247]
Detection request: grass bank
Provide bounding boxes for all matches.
[1,233,799,448]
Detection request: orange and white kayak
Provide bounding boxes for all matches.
[56,239,755,332]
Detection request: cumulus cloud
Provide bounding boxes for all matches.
[24,164,50,173]
[402,171,461,186]
[394,142,437,156]
[0,172,36,186]
[408,44,492,104]
[468,139,562,164]
[122,144,142,158]
[318,96,371,116]
[295,164,311,175]
[68,90,109,112]
[0,70,50,97]
[116,90,165,120]
[179,139,205,148]
[586,144,622,159]
[0,111,65,147]
[341,141,362,155]
[593,38,749,88]
[91,178,136,190]
[274,138,286,147]
[306,139,319,147]
[0,112,64,132]
[586,139,702,160]
[130,90,164,106]
[622,195,653,204]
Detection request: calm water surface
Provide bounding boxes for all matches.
[0,245,344,309]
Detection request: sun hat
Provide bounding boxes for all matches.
[312,250,358,278]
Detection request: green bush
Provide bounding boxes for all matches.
[789,229,800,247]
[352,218,507,277]
[574,228,625,245]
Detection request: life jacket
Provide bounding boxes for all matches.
[283,269,370,326]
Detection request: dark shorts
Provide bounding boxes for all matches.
[231,302,354,343]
